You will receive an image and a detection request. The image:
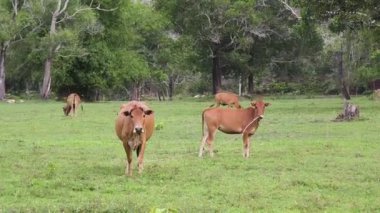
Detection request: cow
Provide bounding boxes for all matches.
[200,99,270,158]
[63,93,81,116]
[209,91,242,109]
[115,101,155,176]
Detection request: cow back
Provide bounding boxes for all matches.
[203,107,256,134]
[214,92,241,108]
[216,92,238,102]
[66,93,81,105]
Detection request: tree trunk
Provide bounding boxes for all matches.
[41,56,52,99]
[40,2,60,99]
[157,91,162,101]
[131,82,141,101]
[212,48,222,94]
[169,75,174,101]
[247,74,254,96]
[336,50,351,100]
[0,43,7,100]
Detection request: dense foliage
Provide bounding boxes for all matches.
[0,0,379,100]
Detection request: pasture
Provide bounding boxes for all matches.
[0,96,379,212]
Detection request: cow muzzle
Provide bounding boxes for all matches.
[134,127,144,134]
[259,115,264,119]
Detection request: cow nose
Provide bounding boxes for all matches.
[135,127,143,134]
[259,115,264,119]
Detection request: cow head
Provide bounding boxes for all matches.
[251,101,271,119]
[123,107,153,134]
[63,106,71,116]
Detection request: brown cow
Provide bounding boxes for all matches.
[210,92,242,109]
[63,93,81,116]
[200,99,270,158]
[115,101,155,176]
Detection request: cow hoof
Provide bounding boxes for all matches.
[138,166,144,174]
[125,169,132,176]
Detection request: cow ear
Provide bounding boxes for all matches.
[144,110,153,115]
[250,101,257,107]
[123,111,131,117]
[265,103,271,107]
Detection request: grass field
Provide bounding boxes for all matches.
[0,96,379,212]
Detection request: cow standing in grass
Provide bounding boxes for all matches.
[115,101,155,176]
[210,91,242,109]
[63,93,81,116]
[200,99,270,158]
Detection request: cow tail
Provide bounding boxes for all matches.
[202,109,206,137]
[72,94,77,114]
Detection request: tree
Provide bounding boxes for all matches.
[35,0,108,99]
[102,1,169,100]
[0,0,32,100]
[301,0,380,98]
[155,1,234,94]
[353,28,380,91]
[154,34,197,100]
[156,0,318,95]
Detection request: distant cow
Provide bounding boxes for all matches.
[200,99,270,158]
[115,101,155,176]
[63,93,81,116]
[210,92,242,109]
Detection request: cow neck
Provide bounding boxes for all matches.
[241,106,260,134]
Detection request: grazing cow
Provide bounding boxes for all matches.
[210,92,242,109]
[200,99,270,158]
[63,93,81,116]
[115,101,155,176]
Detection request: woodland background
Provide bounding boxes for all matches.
[0,0,379,101]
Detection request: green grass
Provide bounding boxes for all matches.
[0,97,379,212]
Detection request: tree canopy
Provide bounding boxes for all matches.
[1,0,379,100]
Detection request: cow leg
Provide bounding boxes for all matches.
[122,142,133,176]
[137,137,147,174]
[72,103,76,116]
[199,134,208,157]
[206,128,217,157]
[70,104,74,116]
[199,121,209,157]
[136,145,141,157]
[242,133,251,158]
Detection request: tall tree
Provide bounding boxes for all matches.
[156,0,313,94]
[36,0,107,99]
[157,35,198,100]
[156,1,249,94]
[103,1,169,100]
[0,0,31,100]
[302,0,380,99]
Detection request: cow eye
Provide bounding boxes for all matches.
[143,114,146,118]
[130,115,134,118]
